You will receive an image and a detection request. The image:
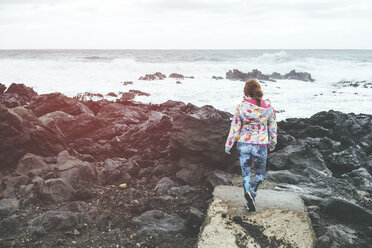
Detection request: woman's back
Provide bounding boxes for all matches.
[226,96,276,146]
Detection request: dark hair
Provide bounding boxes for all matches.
[244,79,263,107]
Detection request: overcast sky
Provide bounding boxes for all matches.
[0,0,371,49]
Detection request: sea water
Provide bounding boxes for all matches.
[0,49,371,120]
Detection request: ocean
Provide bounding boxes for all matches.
[0,49,371,120]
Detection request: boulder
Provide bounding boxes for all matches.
[15,153,49,175]
[0,92,26,108]
[341,167,372,191]
[322,198,372,225]
[106,92,117,97]
[59,201,99,219]
[154,177,178,194]
[168,185,197,197]
[266,170,307,185]
[176,166,202,185]
[29,210,91,232]
[96,103,147,124]
[268,143,331,176]
[324,224,360,247]
[0,214,19,236]
[132,210,187,239]
[0,198,19,217]
[2,175,30,188]
[39,111,104,141]
[327,146,365,175]
[96,158,122,185]
[0,104,66,169]
[283,69,315,82]
[40,178,76,202]
[27,93,93,117]
[226,69,274,82]
[226,69,315,82]
[110,113,172,160]
[169,73,184,79]
[169,104,237,169]
[206,169,233,187]
[139,72,166,80]
[128,89,151,97]
[0,83,38,107]
[5,83,38,101]
[120,92,136,102]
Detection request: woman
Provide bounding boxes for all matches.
[225,79,277,211]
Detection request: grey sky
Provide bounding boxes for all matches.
[0,0,371,49]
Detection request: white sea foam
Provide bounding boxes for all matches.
[0,50,371,120]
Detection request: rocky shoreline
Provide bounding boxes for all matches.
[1,83,371,247]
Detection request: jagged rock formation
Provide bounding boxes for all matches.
[226,69,315,82]
[138,72,166,80]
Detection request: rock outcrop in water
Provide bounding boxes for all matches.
[0,83,371,247]
[332,80,372,88]
[138,72,166,80]
[226,69,315,82]
[169,73,184,79]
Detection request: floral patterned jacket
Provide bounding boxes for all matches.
[225,96,277,152]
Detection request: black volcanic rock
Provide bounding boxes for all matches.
[212,76,223,80]
[129,89,151,96]
[332,80,372,88]
[122,81,133,86]
[0,104,66,169]
[267,110,372,246]
[322,198,372,225]
[1,84,371,246]
[0,83,38,108]
[169,73,184,79]
[226,69,315,82]
[27,93,93,117]
[5,83,38,100]
[39,111,104,142]
[139,72,166,80]
[169,103,237,169]
[131,210,187,239]
[0,83,6,94]
[30,210,92,232]
[282,69,315,82]
[226,69,274,82]
[119,92,136,102]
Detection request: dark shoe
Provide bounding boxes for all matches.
[244,191,256,211]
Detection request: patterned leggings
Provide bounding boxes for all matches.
[236,142,268,200]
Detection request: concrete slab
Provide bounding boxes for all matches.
[197,185,315,248]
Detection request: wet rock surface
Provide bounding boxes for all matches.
[0,84,371,247]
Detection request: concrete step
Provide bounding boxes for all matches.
[197,185,316,248]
